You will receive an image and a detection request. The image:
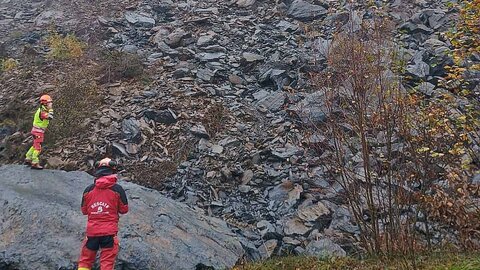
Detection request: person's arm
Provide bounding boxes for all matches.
[39,109,53,120]
[81,184,94,215]
[113,184,129,214]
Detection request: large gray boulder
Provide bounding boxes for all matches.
[287,0,327,21]
[0,165,243,270]
[305,239,346,258]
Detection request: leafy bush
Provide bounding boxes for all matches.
[46,32,85,60]
[0,58,18,72]
[444,0,480,92]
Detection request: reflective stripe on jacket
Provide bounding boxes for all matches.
[32,107,50,130]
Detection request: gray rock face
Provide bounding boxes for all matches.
[329,206,359,234]
[472,174,480,185]
[400,22,433,34]
[242,52,265,63]
[197,52,226,62]
[258,68,288,91]
[423,38,447,52]
[421,9,450,30]
[125,12,155,27]
[297,201,330,222]
[287,0,327,21]
[255,91,286,112]
[112,142,129,157]
[35,10,64,27]
[406,60,430,79]
[417,82,435,96]
[305,239,346,258]
[276,20,299,32]
[236,0,256,7]
[143,109,177,124]
[0,125,13,141]
[271,144,304,159]
[197,68,217,82]
[122,118,141,143]
[190,124,210,139]
[0,165,243,270]
[258,240,278,259]
[289,91,328,124]
[283,217,310,236]
[165,29,189,48]
[197,32,216,47]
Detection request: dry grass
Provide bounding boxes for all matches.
[234,253,480,270]
[99,50,145,83]
[129,139,196,190]
[202,101,228,139]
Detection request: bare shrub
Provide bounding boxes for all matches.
[129,139,196,190]
[99,50,144,83]
[129,161,178,190]
[306,7,479,260]
[0,99,33,162]
[46,63,100,144]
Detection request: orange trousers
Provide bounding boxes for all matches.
[78,236,118,270]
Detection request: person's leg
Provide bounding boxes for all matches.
[25,132,36,163]
[31,132,44,169]
[99,236,119,270]
[25,146,34,162]
[78,237,99,270]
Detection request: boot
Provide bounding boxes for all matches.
[31,163,43,170]
[24,159,32,165]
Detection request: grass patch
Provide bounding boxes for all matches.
[234,253,480,270]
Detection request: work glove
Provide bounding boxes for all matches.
[47,109,54,120]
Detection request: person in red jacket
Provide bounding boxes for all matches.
[77,158,128,270]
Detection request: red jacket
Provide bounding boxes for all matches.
[81,174,128,237]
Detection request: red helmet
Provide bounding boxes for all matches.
[39,94,52,105]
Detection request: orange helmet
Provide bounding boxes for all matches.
[95,157,117,169]
[39,94,52,105]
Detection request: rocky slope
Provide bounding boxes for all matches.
[0,165,243,270]
[0,0,478,263]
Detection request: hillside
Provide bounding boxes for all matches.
[1,0,479,268]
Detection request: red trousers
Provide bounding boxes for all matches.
[32,130,44,151]
[78,235,119,270]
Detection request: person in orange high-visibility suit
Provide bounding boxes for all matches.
[25,94,53,170]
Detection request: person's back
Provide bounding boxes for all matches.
[82,174,128,236]
[78,158,128,270]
